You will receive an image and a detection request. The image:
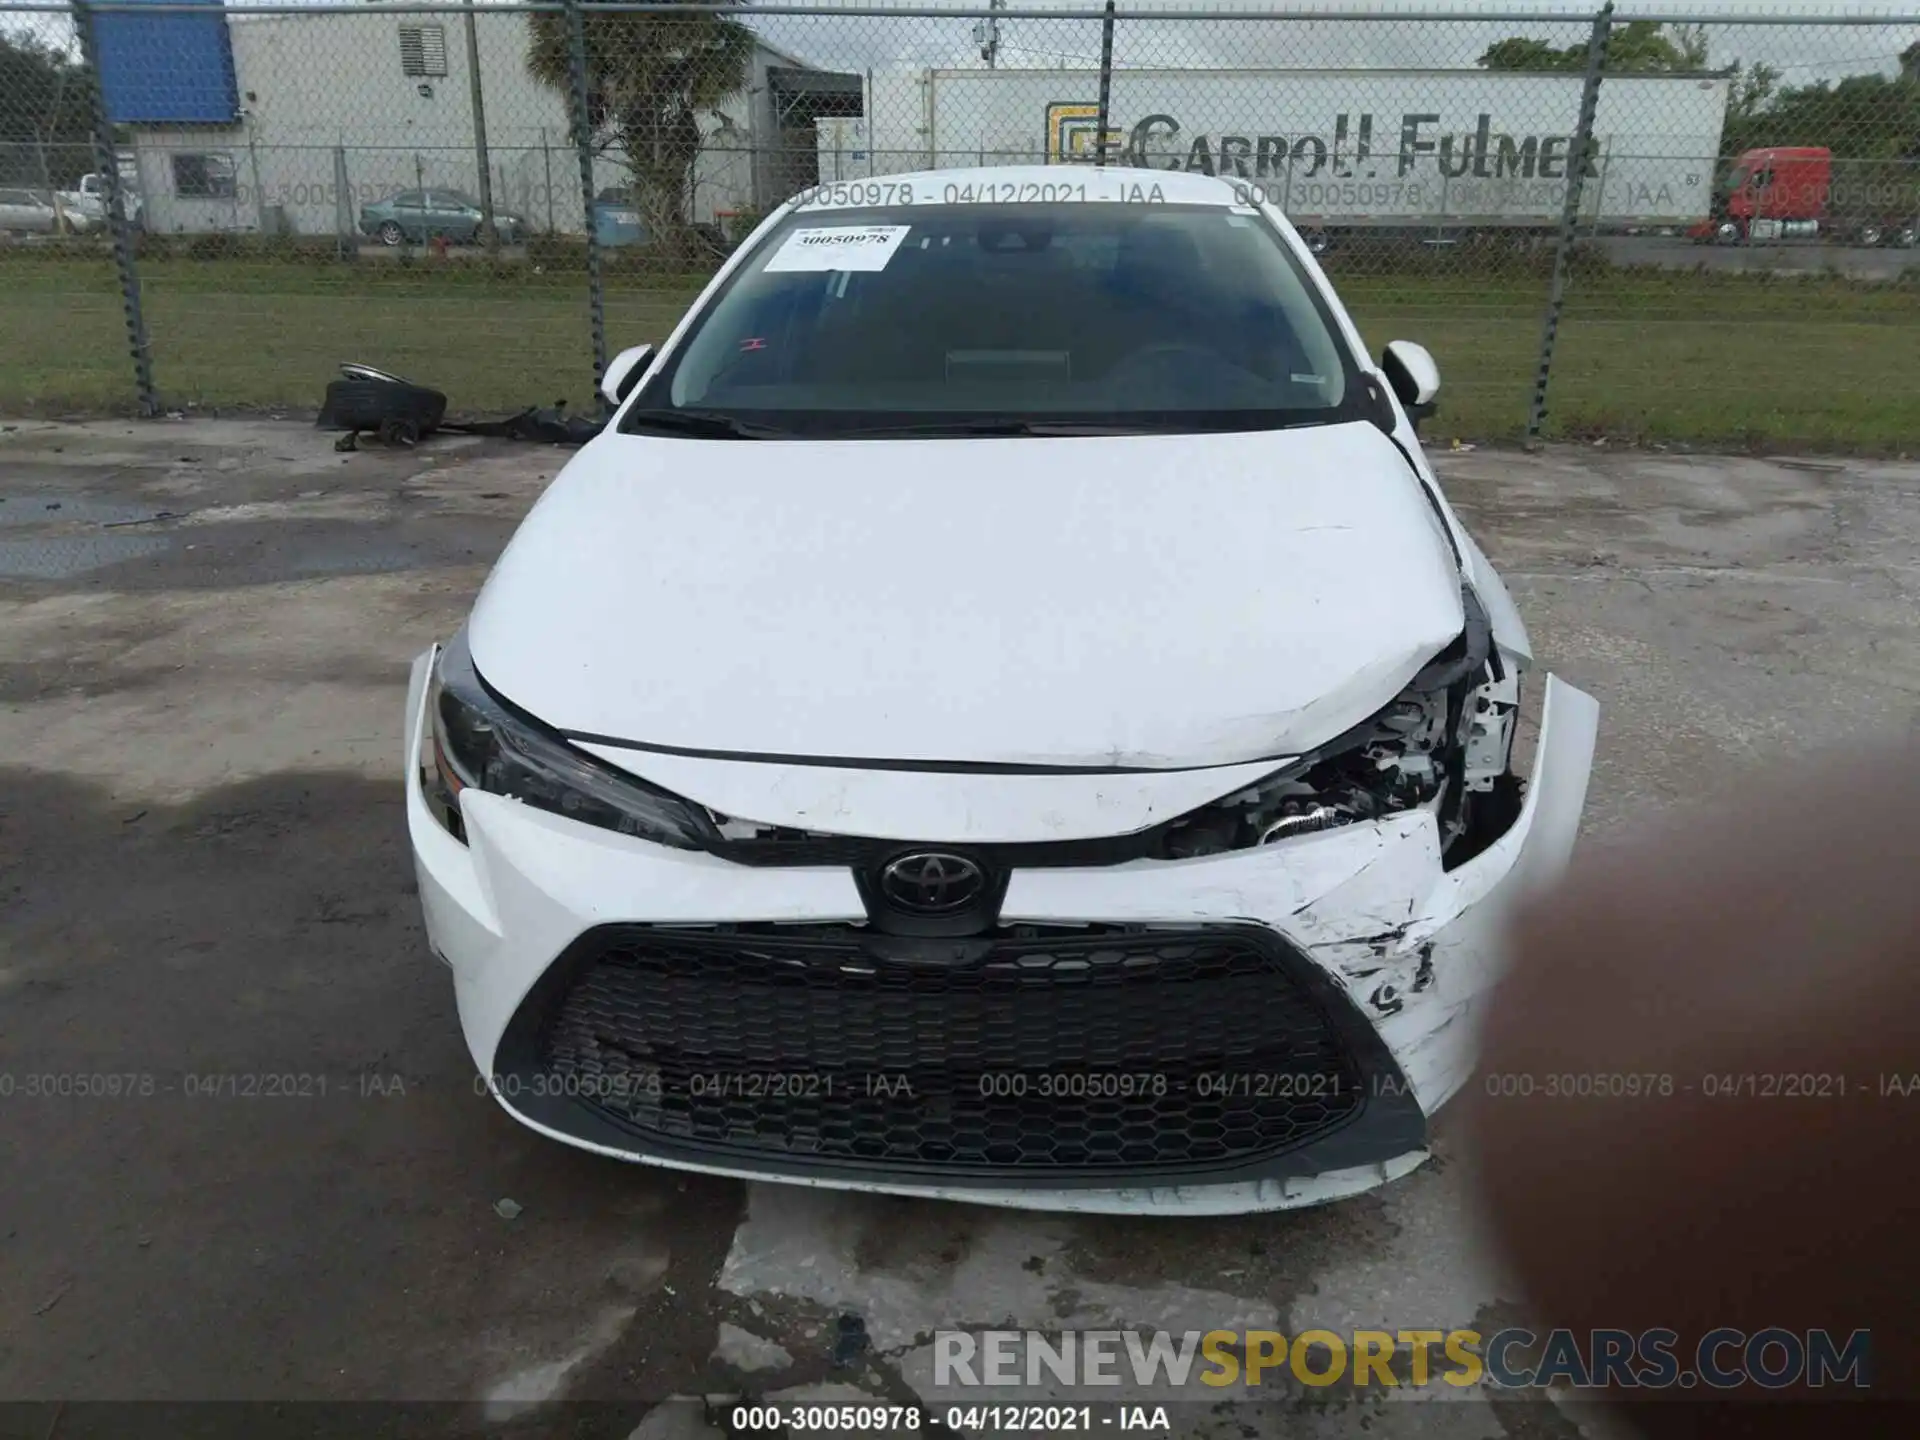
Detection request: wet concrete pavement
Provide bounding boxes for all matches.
[3,419,1918,1437]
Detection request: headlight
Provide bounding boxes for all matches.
[419,628,719,849]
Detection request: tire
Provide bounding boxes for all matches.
[377,220,404,247]
[1897,226,1917,250]
[1859,224,1883,248]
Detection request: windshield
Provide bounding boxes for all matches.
[625,200,1360,438]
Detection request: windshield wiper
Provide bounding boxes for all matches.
[622,408,788,440]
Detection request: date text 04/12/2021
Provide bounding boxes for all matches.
[726,1404,1171,1432]
[1480,1071,1920,1099]
[0,1072,410,1099]
[470,1069,1381,1103]
[794,180,1172,209]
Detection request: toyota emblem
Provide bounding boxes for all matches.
[879,852,985,913]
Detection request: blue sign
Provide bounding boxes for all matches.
[96,0,239,124]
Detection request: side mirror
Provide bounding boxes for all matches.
[599,343,655,408]
[1380,340,1440,427]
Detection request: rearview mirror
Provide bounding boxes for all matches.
[599,344,655,407]
[1380,340,1440,427]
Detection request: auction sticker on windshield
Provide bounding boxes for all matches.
[763,224,911,273]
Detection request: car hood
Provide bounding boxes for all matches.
[467,421,1465,771]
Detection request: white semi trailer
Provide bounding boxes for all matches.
[817,68,1731,235]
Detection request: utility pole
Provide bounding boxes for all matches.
[38,68,67,193]
[1095,0,1115,167]
[975,0,1003,69]
[462,0,499,250]
[1527,0,1612,445]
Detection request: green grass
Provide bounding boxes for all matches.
[1332,268,1920,450]
[4,255,1918,450]
[0,257,707,417]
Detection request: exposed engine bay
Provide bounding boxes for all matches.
[1160,585,1521,867]
[1162,660,1519,865]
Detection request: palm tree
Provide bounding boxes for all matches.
[528,2,756,263]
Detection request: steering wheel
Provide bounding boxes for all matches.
[1103,341,1253,405]
[1098,341,1228,391]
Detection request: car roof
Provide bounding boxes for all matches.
[788,164,1252,210]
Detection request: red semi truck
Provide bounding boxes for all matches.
[1692,145,1919,247]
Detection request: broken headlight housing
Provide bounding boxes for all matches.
[419,628,719,849]
[1161,586,1512,861]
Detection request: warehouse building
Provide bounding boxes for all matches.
[94,0,858,237]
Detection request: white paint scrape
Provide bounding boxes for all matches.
[713,1321,794,1374]
[481,1303,634,1421]
[720,1185,1272,1353]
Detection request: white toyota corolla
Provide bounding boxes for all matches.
[405,165,1598,1215]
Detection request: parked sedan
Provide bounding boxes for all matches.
[359,188,524,246]
[405,165,1599,1215]
[0,187,95,235]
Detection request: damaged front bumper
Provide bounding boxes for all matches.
[404,651,1598,1215]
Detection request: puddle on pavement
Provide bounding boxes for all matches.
[280,540,430,577]
[0,495,169,530]
[0,534,172,579]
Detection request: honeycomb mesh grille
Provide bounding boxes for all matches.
[538,924,1364,1174]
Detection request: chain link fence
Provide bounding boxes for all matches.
[1,1,1916,447]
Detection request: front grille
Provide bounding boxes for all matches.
[534,923,1365,1176]
[706,828,1175,869]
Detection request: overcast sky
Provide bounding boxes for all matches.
[744,1,1920,82]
